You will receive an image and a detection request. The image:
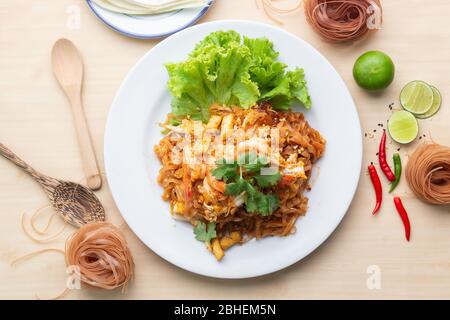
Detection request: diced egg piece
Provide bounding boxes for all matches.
[181,119,196,134]
[161,124,185,134]
[237,137,269,156]
[172,202,185,214]
[206,115,222,129]
[220,114,234,140]
[191,121,207,156]
[283,161,307,179]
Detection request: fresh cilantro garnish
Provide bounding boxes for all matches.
[254,171,282,188]
[256,193,280,216]
[211,161,238,182]
[245,188,259,213]
[237,152,257,165]
[212,152,282,216]
[240,152,269,174]
[244,186,279,217]
[194,222,217,243]
[224,177,248,196]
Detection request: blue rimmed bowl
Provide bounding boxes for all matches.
[86,0,214,39]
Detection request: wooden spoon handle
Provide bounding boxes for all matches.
[0,142,46,182]
[70,96,102,191]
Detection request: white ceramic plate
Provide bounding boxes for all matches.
[86,0,214,39]
[104,20,362,279]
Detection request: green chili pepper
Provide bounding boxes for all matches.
[389,153,402,193]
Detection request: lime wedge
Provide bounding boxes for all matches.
[400,80,434,115]
[388,110,419,144]
[416,86,442,119]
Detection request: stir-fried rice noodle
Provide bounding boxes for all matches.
[155,103,326,258]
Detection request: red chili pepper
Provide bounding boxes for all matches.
[378,129,395,182]
[368,164,382,215]
[393,197,411,241]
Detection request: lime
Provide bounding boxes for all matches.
[400,81,434,115]
[353,51,395,90]
[415,85,441,119]
[388,110,419,144]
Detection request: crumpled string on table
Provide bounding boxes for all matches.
[255,0,302,25]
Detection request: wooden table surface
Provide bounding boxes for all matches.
[1,0,449,299]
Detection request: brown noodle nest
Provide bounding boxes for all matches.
[304,0,382,43]
[406,143,450,206]
[65,222,135,291]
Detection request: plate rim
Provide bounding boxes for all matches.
[85,0,214,39]
[104,19,363,279]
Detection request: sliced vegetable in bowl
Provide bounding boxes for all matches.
[165,30,311,122]
[91,0,210,15]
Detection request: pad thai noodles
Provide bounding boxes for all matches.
[155,102,325,260]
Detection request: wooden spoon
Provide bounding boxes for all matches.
[51,38,102,191]
[0,142,105,228]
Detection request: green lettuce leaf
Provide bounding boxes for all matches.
[260,68,311,110]
[191,30,241,57]
[165,31,311,122]
[244,37,311,110]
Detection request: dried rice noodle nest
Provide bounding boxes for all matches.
[405,143,450,206]
[65,222,135,291]
[11,222,135,299]
[304,0,383,43]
